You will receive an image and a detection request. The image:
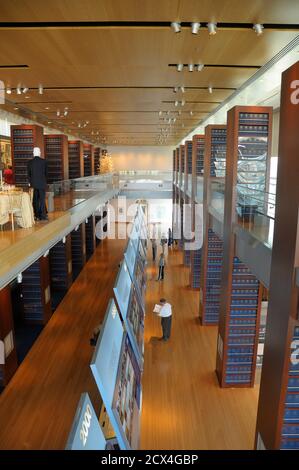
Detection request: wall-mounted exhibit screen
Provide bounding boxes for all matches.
[124,239,138,280]
[134,248,147,304]
[113,261,132,320]
[112,335,142,450]
[126,285,145,365]
[66,393,106,450]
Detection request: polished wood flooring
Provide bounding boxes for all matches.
[141,246,259,450]
[0,237,126,449]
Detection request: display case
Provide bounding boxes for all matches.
[44,134,69,183]
[11,124,44,187]
[83,144,94,177]
[68,140,84,179]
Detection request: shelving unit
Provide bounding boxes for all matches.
[183,141,192,267]
[200,125,226,323]
[216,106,272,389]
[85,215,96,259]
[200,228,223,324]
[71,224,86,280]
[179,145,185,250]
[44,134,69,183]
[11,125,44,187]
[49,235,72,293]
[94,147,101,175]
[190,135,205,289]
[83,144,94,177]
[20,256,52,325]
[68,140,84,179]
[0,286,18,388]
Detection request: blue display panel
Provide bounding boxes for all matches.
[126,285,145,367]
[113,261,132,320]
[66,393,106,450]
[112,335,142,450]
[124,238,138,280]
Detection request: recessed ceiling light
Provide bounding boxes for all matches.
[38,84,43,95]
[171,22,181,33]
[191,22,200,34]
[25,95,30,99]
[6,86,12,94]
[48,121,52,124]
[207,22,217,35]
[14,107,19,110]
[177,63,184,72]
[253,23,264,36]
[45,106,49,110]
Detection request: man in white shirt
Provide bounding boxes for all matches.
[157,298,172,341]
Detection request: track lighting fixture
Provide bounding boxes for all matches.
[16,85,21,95]
[180,86,185,93]
[158,111,162,116]
[56,110,60,117]
[38,84,43,95]
[173,86,178,93]
[207,22,217,35]
[6,86,12,94]
[188,64,194,72]
[196,64,204,72]
[191,22,200,34]
[175,100,179,107]
[167,110,170,115]
[64,110,68,116]
[253,23,264,36]
[177,63,184,72]
[181,99,185,106]
[22,87,29,94]
[17,273,23,283]
[171,22,181,33]
[208,86,213,94]
[172,117,176,123]
[190,110,193,116]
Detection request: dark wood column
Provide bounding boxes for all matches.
[179,145,185,250]
[21,255,52,325]
[85,214,96,259]
[0,286,18,387]
[71,223,86,280]
[49,234,73,310]
[183,140,192,267]
[216,106,272,387]
[255,62,299,450]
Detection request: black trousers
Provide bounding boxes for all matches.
[33,188,47,219]
[158,266,164,280]
[161,316,172,339]
[152,246,157,261]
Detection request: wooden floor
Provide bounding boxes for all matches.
[0,236,126,450]
[141,246,260,450]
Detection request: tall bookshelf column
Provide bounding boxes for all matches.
[21,255,52,325]
[71,223,86,280]
[179,145,185,250]
[256,62,299,450]
[190,135,205,289]
[68,140,84,179]
[183,140,192,267]
[85,214,96,259]
[49,234,73,309]
[0,286,18,388]
[11,125,44,187]
[94,147,101,175]
[83,144,95,177]
[200,126,226,325]
[216,106,273,388]
[45,134,69,183]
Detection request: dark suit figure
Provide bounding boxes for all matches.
[27,147,48,220]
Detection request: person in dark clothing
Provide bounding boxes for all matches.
[168,227,173,248]
[157,253,165,281]
[27,147,48,221]
[151,238,157,261]
[3,165,13,185]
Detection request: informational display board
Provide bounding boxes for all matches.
[66,393,106,450]
[113,261,132,320]
[126,284,145,367]
[112,335,142,450]
[124,238,138,281]
[90,299,141,450]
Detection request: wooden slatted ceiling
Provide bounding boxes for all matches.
[1,0,299,23]
[0,2,298,145]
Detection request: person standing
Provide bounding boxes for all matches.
[151,238,157,261]
[157,253,165,281]
[157,298,172,341]
[160,234,167,254]
[27,147,48,221]
[3,165,13,185]
[168,227,173,248]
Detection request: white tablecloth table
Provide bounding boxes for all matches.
[0,192,35,229]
